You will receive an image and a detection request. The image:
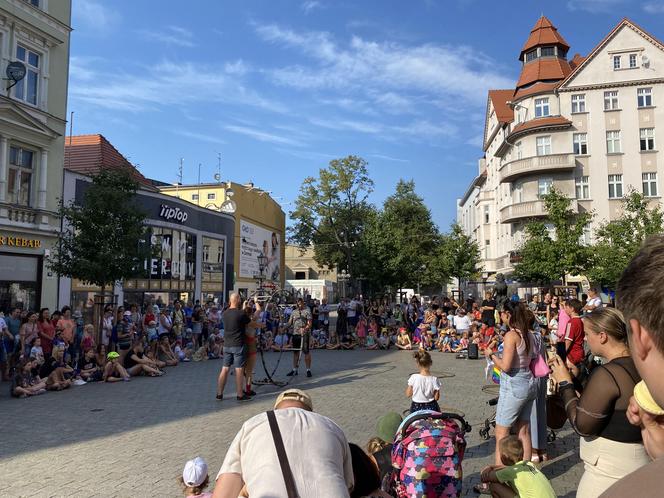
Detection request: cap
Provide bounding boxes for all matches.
[107,351,120,360]
[376,412,402,443]
[274,388,313,411]
[73,310,82,318]
[123,311,132,317]
[182,457,208,487]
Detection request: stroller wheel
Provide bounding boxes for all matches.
[547,430,557,442]
[479,428,489,440]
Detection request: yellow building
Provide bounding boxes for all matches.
[159,181,285,297]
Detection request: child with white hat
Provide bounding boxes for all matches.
[180,457,212,498]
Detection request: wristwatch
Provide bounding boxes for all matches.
[558,380,572,389]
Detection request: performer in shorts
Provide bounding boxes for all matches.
[287,298,313,378]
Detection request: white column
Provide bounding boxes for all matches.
[0,137,7,203]
[38,149,47,209]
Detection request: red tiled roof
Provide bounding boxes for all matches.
[569,53,586,70]
[520,16,570,59]
[516,58,572,88]
[488,89,515,124]
[509,116,572,137]
[513,81,560,100]
[64,134,154,189]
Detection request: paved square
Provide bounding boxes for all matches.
[0,350,582,497]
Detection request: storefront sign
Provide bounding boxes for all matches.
[159,204,189,224]
[0,235,41,248]
[239,220,281,282]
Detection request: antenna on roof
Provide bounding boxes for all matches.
[216,152,222,183]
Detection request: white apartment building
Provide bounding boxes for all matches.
[0,0,71,311]
[458,16,664,280]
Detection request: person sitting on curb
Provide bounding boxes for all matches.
[103,351,130,382]
[213,388,354,498]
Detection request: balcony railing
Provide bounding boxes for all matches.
[7,205,37,224]
[499,153,576,183]
[500,199,578,224]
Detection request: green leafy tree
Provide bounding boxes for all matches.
[289,156,375,282]
[514,188,592,284]
[362,180,443,292]
[588,190,664,289]
[49,169,148,302]
[442,223,481,290]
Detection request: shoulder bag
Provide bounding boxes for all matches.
[529,331,550,378]
[267,410,300,498]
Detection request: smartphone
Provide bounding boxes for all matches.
[555,342,567,364]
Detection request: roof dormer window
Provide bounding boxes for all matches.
[526,50,538,62]
[541,46,555,57]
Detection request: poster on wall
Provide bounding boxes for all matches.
[239,220,281,282]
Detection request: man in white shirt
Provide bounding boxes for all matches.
[213,389,354,498]
[454,309,472,334]
[583,288,603,314]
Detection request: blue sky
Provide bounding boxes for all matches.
[69,0,664,229]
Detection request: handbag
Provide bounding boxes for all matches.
[267,410,300,498]
[546,379,568,430]
[529,333,550,378]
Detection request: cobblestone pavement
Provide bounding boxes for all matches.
[0,349,582,497]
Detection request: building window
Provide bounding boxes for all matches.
[581,224,592,246]
[8,146,33,206]
[515,141,522,159]
[534,98,550,118]
[630,53,638,68]
[512,182,523,203]
[606,130,622,153]
[541,46,555,57]
[608,174,623,199]
[536,136,551,156]
[22,0,39,6]
[604,90,619,110]
[483,205,489,224]
[573,133,588,155]
[571,94,586,113]
[613,55,621,70]
[638,87,653,107]
[15,45,40,106]
[484,240,490,259]
[575,176,590,199]
[191,194,199,201]
[643,172,658,197]
[526,50,537,62]
[538,178,553,197]
[207,193,216,200]
[640,128,656,151]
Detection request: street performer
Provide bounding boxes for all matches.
[287,298,313,378]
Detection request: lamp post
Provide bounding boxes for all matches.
[255,253,268,292]
[338,269,350,301]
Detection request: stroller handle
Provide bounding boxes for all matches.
[402,411,472,437]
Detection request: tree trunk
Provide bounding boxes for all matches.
[98,284,106,346]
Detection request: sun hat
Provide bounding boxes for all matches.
[376,411,403,443]
[182,456,208,487]
[107,351,120,360]
[274,388,313,411]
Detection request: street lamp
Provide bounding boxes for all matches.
[338,269,351,301]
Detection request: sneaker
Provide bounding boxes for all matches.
[73,379,87,386]
[246,389,257,396]
[236,394,252,401]
[216,394,223,401]
[306,370,312,378]
[287,370,298,377]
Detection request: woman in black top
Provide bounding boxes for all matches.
[550,308,649,498]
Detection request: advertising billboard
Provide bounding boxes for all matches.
[239,220,281,282]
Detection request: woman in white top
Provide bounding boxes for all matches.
[158,308,172,337]
[406,350,441,413]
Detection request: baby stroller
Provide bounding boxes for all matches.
[390,410,471,498]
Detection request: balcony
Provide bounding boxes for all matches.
[500,199,578,224]
[499,153,576,184]
[0,203,56,231]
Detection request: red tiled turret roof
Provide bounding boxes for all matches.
[520,16,570,60]
[516,58,573,88]
[64,134,154,189]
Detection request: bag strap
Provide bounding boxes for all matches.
[267,410,299,498]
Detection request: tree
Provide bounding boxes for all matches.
[289,156,375,281]
[442,223,481,290]
[514,188,592,284]
[587,189,664,289]
[362,180,443,292]
[50,169,148,306]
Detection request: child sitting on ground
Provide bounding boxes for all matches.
[453,332,469,353]
[366,328,378,350]
[29,337,44,366]
[378,329,390,350]
[79,348,102,382]
[442,332,454,352]
[179,457,212,498]
[11,358,46,398]
[406,350,441,413]
[356,315,368,347]
[480,435,556,498]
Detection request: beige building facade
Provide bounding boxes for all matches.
[458,17,664,279]
[0,0,71,311]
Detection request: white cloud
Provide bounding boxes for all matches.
[224,60,250,76]
[301,1,323,13]
[369,153,410,163]
[68,58,286,114]
[254,23,512,106]
[223,125,304,147]
[566,0,627,13]
[172,130,227,145]
[72,0,120,32]
[138,26,196,47]
[644,1,664,13]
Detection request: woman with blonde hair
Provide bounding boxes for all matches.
[550,307,649,497]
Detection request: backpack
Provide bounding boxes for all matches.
[391,412,468,498]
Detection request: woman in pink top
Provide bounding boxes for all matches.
[556,305,570,343]
[57,306,75,345]
[37,308,55,360]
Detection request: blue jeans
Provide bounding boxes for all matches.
[496,368,537,427]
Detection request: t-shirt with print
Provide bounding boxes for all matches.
[496,461,556,498]
[408,373,441,403]
[565,316,585,365]
[290,308,312,335]
[218,408,353,498]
